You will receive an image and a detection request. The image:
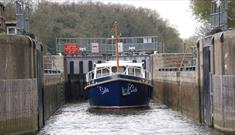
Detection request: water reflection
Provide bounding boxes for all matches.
[38,101,223,135]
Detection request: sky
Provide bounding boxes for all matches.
[46,0,200,39]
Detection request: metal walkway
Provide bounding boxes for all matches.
[56,36,158,56]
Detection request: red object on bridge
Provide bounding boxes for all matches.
[64,43,80,55]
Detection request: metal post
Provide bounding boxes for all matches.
[114,21,120,72]
[16,0,24,34]
[218,0,221,30]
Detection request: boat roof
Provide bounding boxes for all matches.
[95,61,143,68]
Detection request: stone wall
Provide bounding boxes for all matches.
[0,35,35,79]
[152,71,200,121]
[0,35,42,134]
[211,30,235,132]
[190,30,235,133]
[150,53,200,121]
[0,79,38,135]
[212,75,235,132]
[43,74,65,121]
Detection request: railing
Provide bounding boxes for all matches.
[86,70,95,83]
[127,67,142,78]
[96,67,111,78]
[86,66,149,83]
[56,36,158,55]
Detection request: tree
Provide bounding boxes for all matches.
[190,0,211,21]
[4,1,16,20]
[29,1,183,54]
[191,0,235,28]
[183,36,198,53]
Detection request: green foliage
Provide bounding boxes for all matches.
[191,0,235,28]
[183,36,198,53]
[29,2,183,53]
[227,1,235,28]
[5,1,16,20]
[190,0,211,21]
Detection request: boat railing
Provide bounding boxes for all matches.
[127,67,143,78]
[96,67,111,79]
[86,70,95,82]
[86,67,152,84]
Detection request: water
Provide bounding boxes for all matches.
[38,101,223,135]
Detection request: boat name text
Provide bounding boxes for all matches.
[98,86,110,95]
[122,83,138,96]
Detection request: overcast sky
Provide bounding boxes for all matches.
[46,0,199,39]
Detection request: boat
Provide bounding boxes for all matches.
[85,61,153,109]
[84,21,153,109]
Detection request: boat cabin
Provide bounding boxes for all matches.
[86,61,147,82]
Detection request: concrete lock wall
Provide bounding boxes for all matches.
[211,30,235,132]
[150,53,200,121]
[194,29,235,133]
[43,74,65,121]
[0,35,35,79]
[0,79,38,135]
[43,55,66,121]
[0,35,39,134]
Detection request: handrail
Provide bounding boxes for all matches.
[86,66,149,83]
[86,70,95,82]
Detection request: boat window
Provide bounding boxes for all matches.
[135,68,142,77]
[96,69,102,78]
[128,67,142,77]
[102,68,110,76]
[112,67,117,73]
[120,66,126,73]
[128,67,135,76]
[112,66,126,73]
[96,67,110,78]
